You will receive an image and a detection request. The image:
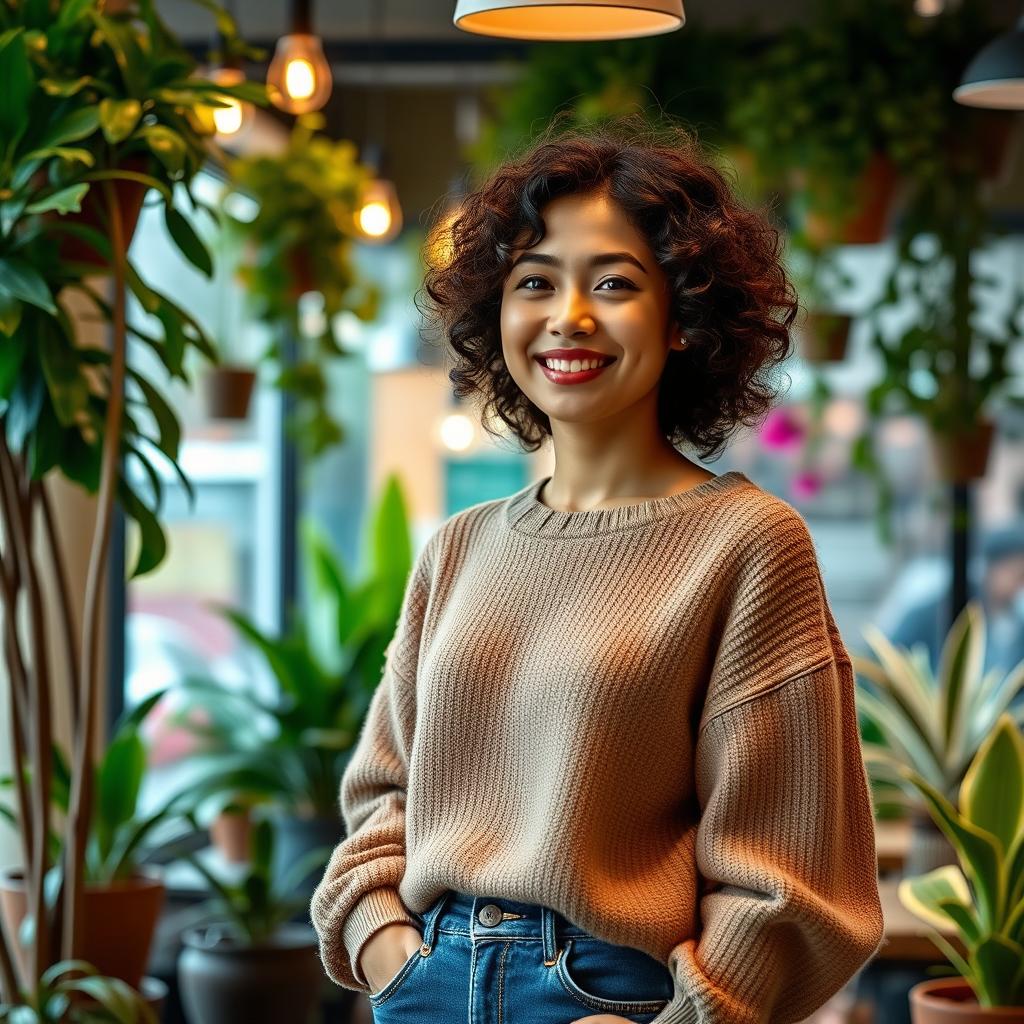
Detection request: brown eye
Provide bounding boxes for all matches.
[517,276,549,290]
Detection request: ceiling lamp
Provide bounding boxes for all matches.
[354,141,403,243]
[453,0,684,40]
[209,64,254,141]
[267,0,332,114]
[954,11,1024,109]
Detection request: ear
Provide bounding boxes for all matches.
[667,320,687,352]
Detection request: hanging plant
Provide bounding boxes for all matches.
[223,113,381,458]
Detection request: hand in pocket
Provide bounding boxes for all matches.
[359,923,424,994]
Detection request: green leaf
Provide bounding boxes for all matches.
[57,0,98,27]
[164,205,213,278]
[20,145,94,167]
[0,292,23,338]
[0,258,56,314]
[97,729,146,855]
[0,29,32,150]
[99,97,142,144]
[25,182,90,216]
[39,317,88,426]
[119,476,168,578]
[37,106,101,149]
[39,74,93,96]
[960,714,1024,876]
[137,124,186,178]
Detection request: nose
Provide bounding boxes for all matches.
[548,288,596,338]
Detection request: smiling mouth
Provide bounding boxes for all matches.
[533,355,616,384]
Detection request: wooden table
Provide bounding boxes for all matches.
[874,818,912,875]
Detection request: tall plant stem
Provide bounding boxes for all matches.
[0,438,52,984]
[62,179,127,964]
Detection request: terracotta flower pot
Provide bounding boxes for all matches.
[203,365,257,420]
[287,247,317,298]
[801,312,852,363]
[910,977,1024,1022]
[51,155,152,268]
[0,866,165,992]
[930,420,995,483]
[802,152,902,247]
[210,804,255,864]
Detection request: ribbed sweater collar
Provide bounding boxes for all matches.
[504,470,753,538]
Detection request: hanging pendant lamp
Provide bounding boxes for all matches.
[954,11,1024,109]
[453,0,684,41]
[268,0,333,114]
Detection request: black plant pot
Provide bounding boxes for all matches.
[177,922,322,1024]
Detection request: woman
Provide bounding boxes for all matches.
[310,112,885,1024]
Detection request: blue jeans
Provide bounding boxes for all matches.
[368,890,674,1023]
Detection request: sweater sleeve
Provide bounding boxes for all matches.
[651,510,885,1024]
[308,529,438,991]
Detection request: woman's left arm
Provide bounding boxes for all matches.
[648,507,886,1024]
[653,653,885,1024]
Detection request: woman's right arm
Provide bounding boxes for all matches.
[309,530,439,992]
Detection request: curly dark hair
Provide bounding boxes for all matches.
[416,111,798,460]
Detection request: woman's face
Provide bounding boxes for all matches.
[499,188,683,430]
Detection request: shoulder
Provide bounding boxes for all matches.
[699,476,821,591]
[410,489,512,578]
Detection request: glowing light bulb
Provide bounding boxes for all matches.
[285,58,316,100]
[439,413,476,452]
[205,67,254,141]
[355,179,403,243]
[267,34,332,114]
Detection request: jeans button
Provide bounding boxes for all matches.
[478,903,502,927]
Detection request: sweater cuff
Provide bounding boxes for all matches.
[650,990,700,1024]
[342,887,420,989]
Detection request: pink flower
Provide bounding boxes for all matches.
[791,470,823,499]
[758,408,805,451]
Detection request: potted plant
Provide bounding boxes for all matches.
[0,0,263,1009]
[853,601,1024,879]
[0,959,160,1022]
[171,475,416,899]
[0,689,229,992]
[221,112,381,458]
[175,817,332,1024]
[896,712,1024,1020]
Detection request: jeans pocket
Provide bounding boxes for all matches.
[554,937,672,1015]
[367,944,426,1005]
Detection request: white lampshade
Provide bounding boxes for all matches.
[453,0,684,40]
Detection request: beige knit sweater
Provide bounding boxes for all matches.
[309,470,886,1024]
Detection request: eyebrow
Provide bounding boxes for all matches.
[509,251,649,276]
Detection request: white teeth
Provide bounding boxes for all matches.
[543,357,608,372]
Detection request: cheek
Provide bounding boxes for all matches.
[500,300,536,351]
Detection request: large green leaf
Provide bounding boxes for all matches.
[906,766,1005,933]
[0,258,56,314]
[960,715,1024,875]
[96,729,145,859]
[24,182,89,216]
[0,29,32,149]
[118,476,167,578]
[36,106,101,150]
[163,204,213,277]
[98,97,142,144]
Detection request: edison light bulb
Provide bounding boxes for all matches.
[267,34,332,114]
[355,179,403,243]
[208,67,253,140]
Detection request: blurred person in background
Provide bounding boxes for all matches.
[879,525,1024,711]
